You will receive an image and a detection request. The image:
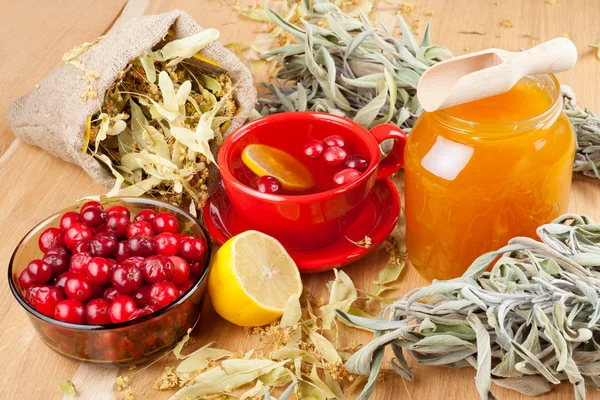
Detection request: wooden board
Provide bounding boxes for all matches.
[0,0,599,399]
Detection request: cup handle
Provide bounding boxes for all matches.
[369,124,408,181]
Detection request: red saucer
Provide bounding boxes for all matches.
[202,179,400,273]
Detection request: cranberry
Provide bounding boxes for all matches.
[133,305,156,318]
[126,236,156,257]
[127,221,154,239]
[26,285,41,306]
[73,239,92,253]
[323,146,347,166]
[115,241,129,262]
[54,272,76,290]
[27,259,52,283]
[90,283,106,299]
[60,212,81,231]
[81,207,107,228]
[133,285,152,308]
[109,295,137,323]
[101,231,117,241]
[34,285,64,317]
[92,225,107,236]
[155,233,180,256]
[106,214,129,239]
[134,209,157,224]
[121,256,145,270]
[81,201,103,213]
[189,261,205,276]
[54,299,85,324]
[19,269,35,290]
[90,234,117,257]
[38,228,65,253]
[169,256,190,285]
[64,223,93,251]
[86,257,111,284]
[149,281,179,309]
[43,248,69,276]
[128,307,153,321]
[49,246,69,257]
[106,258,118,272]
[345,155,369,172]
[303,139,325,159]
[177,279,195,295]
[180,237,207,262]
[86,298,112,324]
[333,168,361,186]
[104,287,122,302]
[111,264,142,294]
[106,205,130,219]
[152,212,179,234]
[142,255,174,284]
[142,305,157,315]
[254,176,283,194]
[324,135,345,147]
[69,252,92,274]
[64,274,92,301]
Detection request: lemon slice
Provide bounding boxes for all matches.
[241,144,314,191]
[208,231,303,326]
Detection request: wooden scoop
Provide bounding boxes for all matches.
[417,38,578,112]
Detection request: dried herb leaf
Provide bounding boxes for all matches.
[280,293,302,328]
[139,50,156,83]
[58,380,76,397]
[177,346,233,374]
[173,328,193,360]
[154,29,220,66]
[170,360,286,399]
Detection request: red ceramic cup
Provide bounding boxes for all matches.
[218,112,407,249]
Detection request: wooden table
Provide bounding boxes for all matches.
[1,0,599,399]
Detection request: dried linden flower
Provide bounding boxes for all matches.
[399,3,415,14]
[115,375,129,391]
[154,367,180,390]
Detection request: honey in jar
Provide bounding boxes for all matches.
[405,74,575,281]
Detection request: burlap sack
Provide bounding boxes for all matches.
[8,10,256,191]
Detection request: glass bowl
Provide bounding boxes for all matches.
[8,197,211,365]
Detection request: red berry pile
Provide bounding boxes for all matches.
[303,135,368,187]
[19,201,207,325]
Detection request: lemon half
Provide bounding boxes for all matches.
[241,144,314,191]
[208,231,303,327]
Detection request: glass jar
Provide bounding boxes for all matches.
[405,74,575,281]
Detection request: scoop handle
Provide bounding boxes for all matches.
[513,37,578,76]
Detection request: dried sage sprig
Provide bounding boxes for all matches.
[256,0,452,132]
[562,85,600,179]
[338,213,600,400]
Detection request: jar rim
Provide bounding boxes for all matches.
[433,74,563,136]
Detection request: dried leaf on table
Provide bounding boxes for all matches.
[58,380,76,396]
[170,360,287,399]
[320,269,358,329]
[280,293,302,328]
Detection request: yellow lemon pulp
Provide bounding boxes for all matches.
[208,231,303,327]
[241,144,314,191]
